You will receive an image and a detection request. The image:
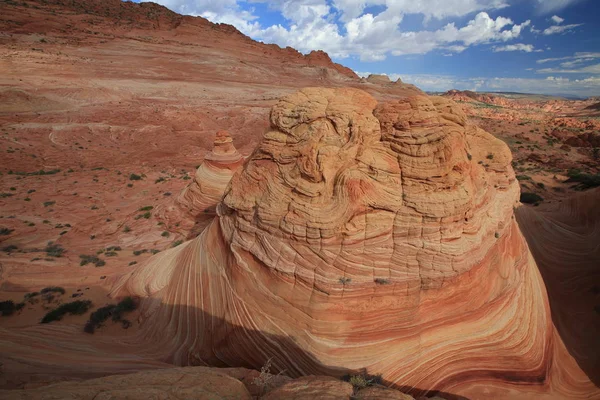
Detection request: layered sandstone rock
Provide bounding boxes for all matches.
[112,88,592,398]
[178,130,245,216]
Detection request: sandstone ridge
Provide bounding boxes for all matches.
[110,87,593,398]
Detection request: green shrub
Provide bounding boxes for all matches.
[171,240,183,247]
[84,297,137,334]
[520,192,543,204]
[129,173,142,181]
[79,255,105,267]
[139,206,153,211]
[161,231,170,237]
[45,242,65,257]
[566,169,600,190]
[374,278,390,285]
[516,175,531,181]
[0,228,14,235]
[43,201,56,207]
[0,300,25,316]
[41,286,65,295]
[342,374,382,390]
[41,300,92,323]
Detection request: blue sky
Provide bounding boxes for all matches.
[132,0,600,97]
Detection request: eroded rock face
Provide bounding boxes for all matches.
[113,88,557,397]
[178,130,245,216]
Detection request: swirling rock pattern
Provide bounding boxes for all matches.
[114,88,597,398]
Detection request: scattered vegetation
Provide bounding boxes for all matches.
[486,153,494,160]
[41,300,92,323]
[342,373,382,391]
[129,173,142,181]
[0,300,25,316]
[43,201,56,207]
[138,206,153,211]
[516,175,531,181]
[374,278,390,285]
[84,297,137,334]
[565,169,600,190]
[40,286,66,295]
[161,231,170,237]
[79,255,105,267]
[0,228,14,236]
[252,358,285,396]
[45,242,65,257]
[123,225,131,233]
[171,240,183,247]
[2,245,18,253]
[339,277,351,285]
[9,169,61,176]
[135,211,151,220]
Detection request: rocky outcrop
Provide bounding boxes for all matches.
[108,87,593,398]
[177,130,245,216]
[0,366,436,399]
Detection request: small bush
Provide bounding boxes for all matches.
[139,206,153,211]
[171,240,183,248]
[41,286,65,295]
[45,242,65,257]
[565,169,600,190]
[0,300,25,316]
[374,278,390,285]
[2,245,18,253]
[516,175,531,181]
[0,228,14,235]
[84,297,137,334]
[520,192,543,204]
[123,226,131,233]
[41,300,92,323]
[129,173,142,181]
[80,255,105,267]
[342,374,382,390]
[486,153,494,160]
[43,201,56,207]
[161,231,170,237]
[339,277,351,285]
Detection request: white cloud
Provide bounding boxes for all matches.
[493,43,537,52]
[537,52,600,64]
[550,15,564,24]
[537,63,600,74]
[330,0,509,23]
[144,0,531,61]
[543,23,583,35]
[535,0,586,14]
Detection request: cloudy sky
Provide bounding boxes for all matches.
[133,0,599,97]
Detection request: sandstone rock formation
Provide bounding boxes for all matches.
[0,366,433,399]
[177,130,245,217]
[109,87,599,398]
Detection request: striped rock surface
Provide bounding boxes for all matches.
[113,87,598,399]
